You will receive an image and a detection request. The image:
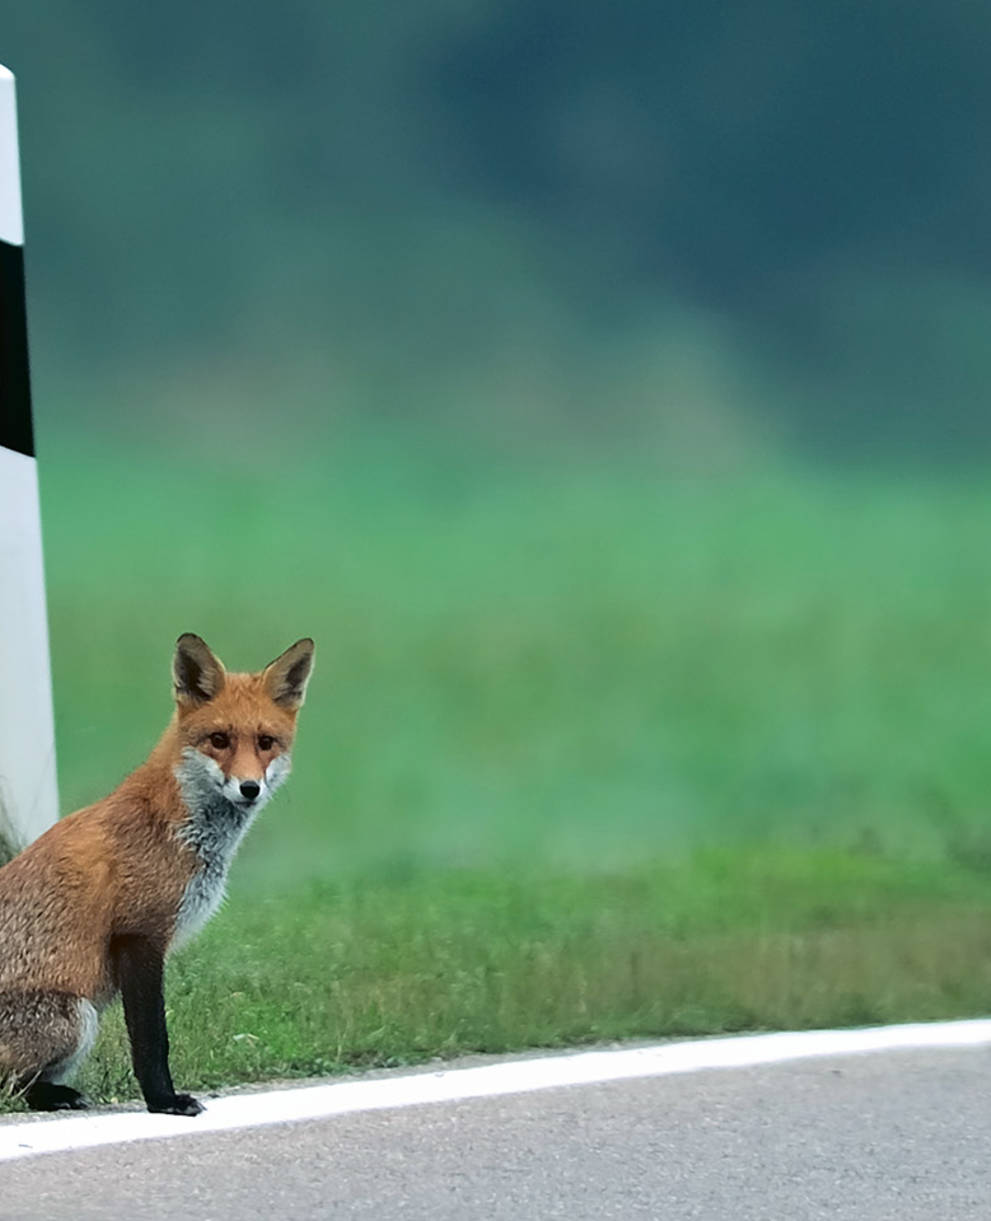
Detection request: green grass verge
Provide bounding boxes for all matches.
[5,848,991,1112]
[3,435,990,1109]
[70,850,991,1106]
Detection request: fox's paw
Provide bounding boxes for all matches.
[147,1092,204,1117]
[24,1083,90,1112]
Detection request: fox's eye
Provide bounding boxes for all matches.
[258,734,275,752]
[209,732,230,750]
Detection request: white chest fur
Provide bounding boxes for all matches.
[172,835,237,950]
[171,748,290,950]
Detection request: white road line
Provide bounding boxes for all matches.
[2,1018,990,1162]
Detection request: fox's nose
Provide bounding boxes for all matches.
[239,781,261,803]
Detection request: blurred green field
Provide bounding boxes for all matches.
[10,433,991,1106]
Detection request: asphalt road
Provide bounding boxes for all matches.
[2,1046,990,1219]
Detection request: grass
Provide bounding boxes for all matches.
[5,430,991,1109]
[68,851,991,1107]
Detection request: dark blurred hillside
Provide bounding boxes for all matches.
[5,0,990,457]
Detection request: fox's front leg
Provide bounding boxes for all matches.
[113,934,203,1116]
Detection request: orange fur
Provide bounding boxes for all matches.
[0,634,313,1107]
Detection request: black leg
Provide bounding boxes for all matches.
[23,1081,88,1111]
[113,934,203,1116]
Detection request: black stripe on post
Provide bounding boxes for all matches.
[0,237,34,458]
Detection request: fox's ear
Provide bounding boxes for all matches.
[173,634,226,707]
[262,638,315,711]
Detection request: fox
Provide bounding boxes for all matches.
[0,632,314,1115]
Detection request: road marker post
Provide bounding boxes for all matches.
[0,65,58,850]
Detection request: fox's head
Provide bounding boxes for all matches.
[171,633,314,814]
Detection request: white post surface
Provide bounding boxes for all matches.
[0,65,58,847]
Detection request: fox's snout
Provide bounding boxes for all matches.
[226,774,263,807]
